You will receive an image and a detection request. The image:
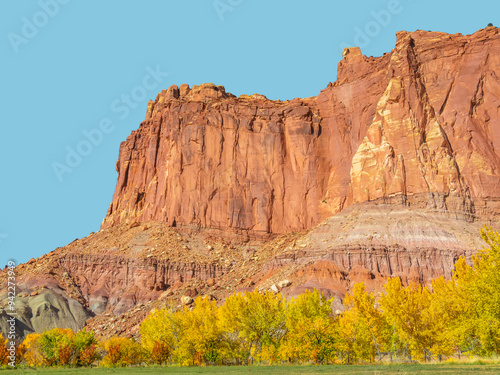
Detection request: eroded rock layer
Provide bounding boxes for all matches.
[102,28,500,234]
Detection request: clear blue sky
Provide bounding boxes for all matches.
[1,0,498,267]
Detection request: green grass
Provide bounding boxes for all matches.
[6,364,500,375]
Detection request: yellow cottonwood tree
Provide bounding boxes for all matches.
[338,283,391,363]
[279,289,336,364]
[447,227,500,355]
[470,228,500,354]
[217,292,250,363]
[218,290,287,363]
[140,304,181,355]
[379,278,454,360]
[427,277,460,354]
[175,296,224,366]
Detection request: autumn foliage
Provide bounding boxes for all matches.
[100,337,145,367]
[0,335,8,366]
[151,341,171,365]
[79,343,98,367]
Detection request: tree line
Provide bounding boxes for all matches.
[1,227,499,367]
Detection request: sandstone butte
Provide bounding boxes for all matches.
[1,28,500,339]
[102,28,500,233]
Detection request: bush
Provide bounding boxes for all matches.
[73,329,98,365]
[38,328,74,365]
[15,343,27,366]
[151,340,171,365]
[23,328,98,367]
[23,333,43,366]
[58,343,74,366]
[80,344,99,367]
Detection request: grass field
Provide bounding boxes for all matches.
[7,364,500,375]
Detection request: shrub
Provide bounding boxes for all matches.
[73,329,98,365]
[80,344,99,367]
[15,343,27,366]
[105,343,122,366]
[23,333,43,366]
[38,328,74,365]
[58,343,74,366]
[151,341,171,365]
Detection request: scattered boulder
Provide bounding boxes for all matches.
[278,280,291,288]
[184,288,198,298]
[160,290,173,299]
[181,296,193,305]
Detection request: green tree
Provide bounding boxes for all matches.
[37,328,74,365]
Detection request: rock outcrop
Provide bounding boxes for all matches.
[102,28,500,235]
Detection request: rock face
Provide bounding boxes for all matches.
[272,204,481,299]
[0,267,92,339]
[59,254,223,316]
[102,28,500,235]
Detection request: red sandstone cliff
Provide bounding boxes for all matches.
[2,29,500,339]
[102,28,500,234]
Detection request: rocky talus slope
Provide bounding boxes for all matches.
[1,28,499,339]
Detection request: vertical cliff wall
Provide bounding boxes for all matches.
[102,28,500,234]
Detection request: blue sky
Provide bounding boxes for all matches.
[1,0,498,267]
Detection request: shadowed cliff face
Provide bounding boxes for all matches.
[102,28,500,234]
